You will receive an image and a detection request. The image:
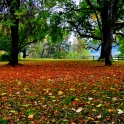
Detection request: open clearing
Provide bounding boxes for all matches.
[0,60,124,123]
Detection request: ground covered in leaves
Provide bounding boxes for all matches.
[0,60,124,124]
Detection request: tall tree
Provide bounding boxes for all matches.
[6,0,20,65]
[0,0,55,65]
[56,0,124,65]
[95,0,120,65]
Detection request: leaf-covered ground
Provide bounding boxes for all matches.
[0,60,124,124]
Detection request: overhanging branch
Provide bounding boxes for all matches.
[85,0,102,32]
[19,40,37,51]
[114,23,124,31]
[67,20,101,40]
[115,32,124,37]
[87,43,102,51]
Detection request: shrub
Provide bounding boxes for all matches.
[0,54,10,61]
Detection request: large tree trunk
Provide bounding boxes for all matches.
[101,1,113,65]
[99,41,105,59]
[99,0,119,65]
[102,20,113,65]
[8,0,20,66]
[104,26,113,65]
[9,25,19,65]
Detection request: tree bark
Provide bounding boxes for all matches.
[104,26,113,65]
[98,0,119,65]
[101,1,114,65]
[8,0,20,66]
[23,49,27,58]
[9,25,19,65]
[99,41,105,59]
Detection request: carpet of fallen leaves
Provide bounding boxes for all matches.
[0,60,124,124]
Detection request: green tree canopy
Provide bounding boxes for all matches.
[52,0,124,65]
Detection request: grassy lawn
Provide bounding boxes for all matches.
[0,60,124,123]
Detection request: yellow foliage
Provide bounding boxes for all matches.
[92,13,100,21]
[0,25,2,31]
[0,51,5,55]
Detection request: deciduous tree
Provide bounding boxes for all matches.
[56,0,124,65]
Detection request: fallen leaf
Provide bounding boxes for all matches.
[88,97,93,100]
[1,93,7,96]
[108,109,113,113]
[10,110,16,113]
[50,96,56,99]
[97,114,102,119]
[69,88,75,91]
[71,122,76,124]
[112,97,117,101]
[92,109,97,112]
[72,108,76,111]
[75,98,79,101]
[117,109,124,114]
[3,116,11,120]
[28,114,34,119]
[48,93,52,96]
[76,107,83,113]
[58,91,63,95]
[96,104,102,107]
